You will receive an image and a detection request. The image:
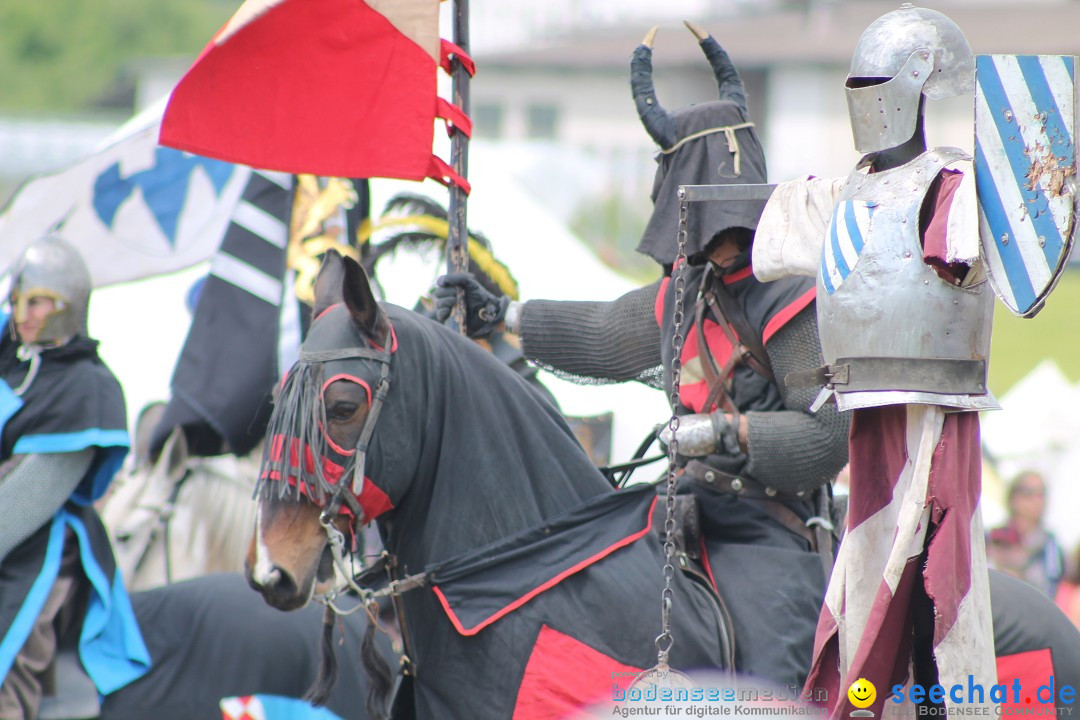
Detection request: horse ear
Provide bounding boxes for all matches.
[341,255,390,343]
[163,426,190,487]
[312,250,347,318]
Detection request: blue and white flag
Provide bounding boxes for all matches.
[0,99,251,287]
[975,54,1078,317]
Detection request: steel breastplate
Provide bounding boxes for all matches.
[815,147,997,411]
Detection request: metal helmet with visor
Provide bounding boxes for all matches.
[845,4,974,153]
[8,235,91,345]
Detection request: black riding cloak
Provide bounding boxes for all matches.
[0,330,148,695]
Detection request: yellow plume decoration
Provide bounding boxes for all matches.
[364,214,520,300]
[288,175,361,305]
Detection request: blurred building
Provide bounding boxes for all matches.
[5,0,1080,246]
[467,0,1080,229]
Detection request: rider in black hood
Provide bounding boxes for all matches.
[434,24,849,688]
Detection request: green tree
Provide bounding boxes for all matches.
[0,0,233,114]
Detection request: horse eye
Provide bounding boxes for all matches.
[328,403,358,421]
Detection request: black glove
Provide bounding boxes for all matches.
[434,272,511,338]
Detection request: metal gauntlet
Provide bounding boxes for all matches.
[659,411,740,457]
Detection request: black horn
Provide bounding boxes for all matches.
[685,21,747,115]
[630,27,677,149]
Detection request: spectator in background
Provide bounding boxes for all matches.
[987,470,1065,598]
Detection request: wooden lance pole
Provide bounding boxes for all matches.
[447,0,471,331]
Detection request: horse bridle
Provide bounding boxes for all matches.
[295,332,393,588]
[295,328,426,682]
[298,335,393,520]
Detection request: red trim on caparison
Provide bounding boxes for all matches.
[699,535,719,594]
[369,323,398,354]
[357,475,394,523]
[322,373,372,405]
[315,302,342,323]
[264,470,393,525]
[655,277,670,326]
[995,648,1055,711]
[264,435,395,523]
[318,373,370,457]
[323,427,356,457]
[266,436,348,485]
[511,624,644,719]
[432,496,658,636]
[762,286,815,345]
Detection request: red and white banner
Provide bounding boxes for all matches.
[161,0,468,188]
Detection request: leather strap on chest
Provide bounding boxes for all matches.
[692,272,776,413]
[704,275,774,383]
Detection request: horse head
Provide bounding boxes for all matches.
[246,250,392,611]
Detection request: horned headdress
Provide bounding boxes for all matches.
[632,23,769,266]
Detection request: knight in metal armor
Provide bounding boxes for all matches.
[435,25,850,689]
[0,237,148,718]
[756,5,998,715]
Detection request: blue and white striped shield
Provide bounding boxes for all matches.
[976,54,1078,317]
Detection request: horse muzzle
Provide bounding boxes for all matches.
[245,559,305,610]
[244,544,336,611]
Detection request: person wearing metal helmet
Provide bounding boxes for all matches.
[757,5,997,716]
[434,25,850,689]
[0,237,148,718]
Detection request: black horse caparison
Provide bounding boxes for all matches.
[244,251,1080,719]
[244,250,732,719]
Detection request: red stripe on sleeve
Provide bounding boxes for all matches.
[655,277,670,327]
[762,286,815,345]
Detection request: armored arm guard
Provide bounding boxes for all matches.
[743,306,849,493]
[0,449,95,564]
[517,281,664,385]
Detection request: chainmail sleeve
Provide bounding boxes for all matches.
[0,449,95,564]
[744,306,849,493]
[517,280,664,386]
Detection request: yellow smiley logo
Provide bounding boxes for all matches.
[848,678,876,709]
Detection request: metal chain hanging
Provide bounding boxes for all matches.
[630,190,695,692]
[657,195,689,661]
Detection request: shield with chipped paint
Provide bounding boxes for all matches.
[976,54,1078,318]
